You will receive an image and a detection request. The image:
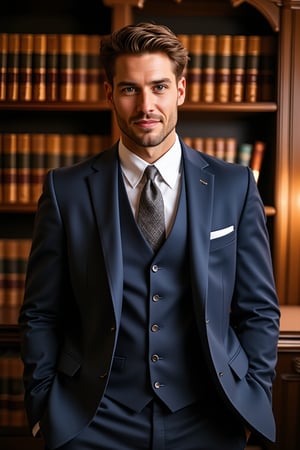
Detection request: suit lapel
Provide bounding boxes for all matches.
[87,146,123,325]
[182,142,214,311]
[86,141,214,323]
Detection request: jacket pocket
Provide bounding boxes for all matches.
[57,350,81,377]
[210,229,235,252]
[228,345,249,380]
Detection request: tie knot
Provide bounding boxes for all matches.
[144,165,158,181]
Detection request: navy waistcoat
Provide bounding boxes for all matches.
[105,169,206,413]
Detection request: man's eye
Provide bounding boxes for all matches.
[122,87,136,94]
[154,85,167,92]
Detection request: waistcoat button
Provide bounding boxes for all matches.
[152,294,160,302]
[152,264,159,272]
[151,354,160,362]
[154,381,161,389]
[151,324,160,332]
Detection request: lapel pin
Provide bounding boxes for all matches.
[199,179,208,185]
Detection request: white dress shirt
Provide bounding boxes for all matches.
[118,135,182,237]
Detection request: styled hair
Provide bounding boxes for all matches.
[100,22,189,84]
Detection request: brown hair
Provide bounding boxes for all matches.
[100,22,189,84]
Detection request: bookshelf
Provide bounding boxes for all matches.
[1,0,300,448]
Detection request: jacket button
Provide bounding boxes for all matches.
[152,264,159,272]
[154,381,161,389]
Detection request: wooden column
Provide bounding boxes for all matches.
[274,1,300,304]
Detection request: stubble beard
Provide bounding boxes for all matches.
[115,112,177,149]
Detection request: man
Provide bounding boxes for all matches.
[19,23,280,450]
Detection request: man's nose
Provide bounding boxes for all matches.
[137,90,154,113]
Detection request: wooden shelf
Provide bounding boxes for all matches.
[0,204,37,213]
[0,101,277,113]
[0,101,111,111]
[279,305,300,335]
[180,102,277,113]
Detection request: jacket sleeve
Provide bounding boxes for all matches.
[231,168,280,397]
[19,170,69,429]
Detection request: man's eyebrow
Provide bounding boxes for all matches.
[151,78,172,84]
[116,78,172,87]
[116,81,137,87]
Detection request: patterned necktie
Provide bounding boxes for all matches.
[137,165,165,252]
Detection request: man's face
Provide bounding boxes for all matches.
[105,52,186,162]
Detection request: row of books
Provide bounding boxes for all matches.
[0,33,105,102]
[183,136,266,182]
[0,350,27,428]
[0,239,30,309]
[0,133,110,204]
[178,34,277,103]
[0,33,276,105]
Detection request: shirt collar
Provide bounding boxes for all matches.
[119,135,182,189]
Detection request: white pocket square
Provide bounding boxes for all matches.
[210,225,234,240]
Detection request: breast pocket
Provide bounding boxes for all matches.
[210,227,235,252]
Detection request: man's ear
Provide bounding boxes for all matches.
[177,76,186,106]
[104,81,113,104]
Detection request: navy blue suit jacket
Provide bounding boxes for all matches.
[19,140,280,449]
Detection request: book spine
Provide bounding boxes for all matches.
[17,239,30,310]
[231,35,247,102]
[98,38,107,102]
[187,34,203,103]
[245,36,261,102]
[87,35,101,102]
[32,34,47,101]
[0,240,4,307]
[238,142,253,166]
[260,35,277,102]
[0,33,8,101]
[193,137,204,153]
[204,137,215,156]
[2,133,17,203]
[3,239,19,308]
[216,35,232,103]
[61,134,75,166]
[177,34,189,77]
[250,140,266,182]
[19,34,33,101]
[59,34,74,101]
[0,133,2,203]
[224,138,237,163]
[202,35,217,103]
[30,133,46,204]
[89,134,102,155]
[46,34,59,101]
[17,133,31,203]
[215,137,226,160]
[183,137,193,147]
[6,34,20,101]
[0,354,10,426]
[74,134,89,163]
[0,239,30,309]
[45,133,61,170]
[74,34,88,102]
[8,355,27,426]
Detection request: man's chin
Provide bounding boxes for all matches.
[136,132,164,148]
